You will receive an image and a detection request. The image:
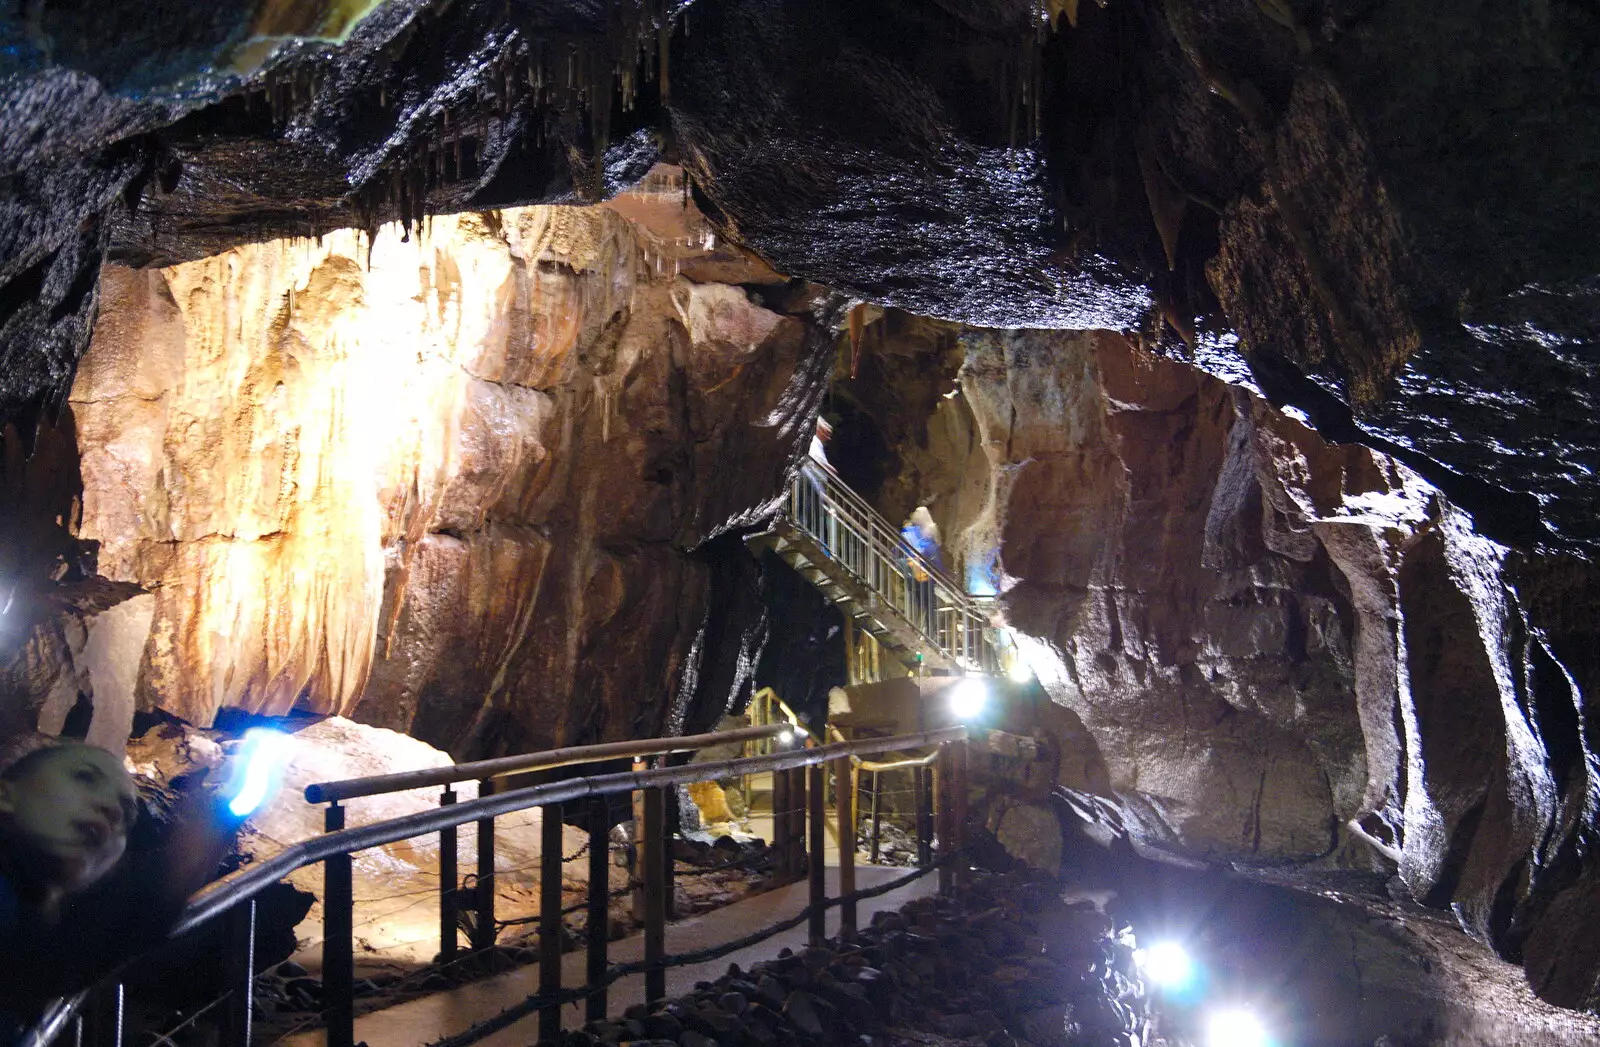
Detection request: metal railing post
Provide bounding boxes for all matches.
[641,786,666,1004]
[539,802,563,1043]
[789,765,808,882]
[835,756,857,940]
[662,767,678,920]
[439,787,458,961]
[808,758,827,946]
[868,769,882,864]
[632,758,648,920]
[936,744,955,895]
[473,779,497,952]
[914,765,933,867]
[323,803,355,1047]
[221,898,256,1047]
[953,736,970,887]
[771,765,791,886]
[586,797,610,1022]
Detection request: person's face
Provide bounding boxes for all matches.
[0,746,137,890]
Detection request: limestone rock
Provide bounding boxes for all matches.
[66,198,829,752]
[995,803,1064,877]
[948,327,1600,1004]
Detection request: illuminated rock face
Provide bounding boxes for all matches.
[71,185,824,752]
[956,328,1600,1003]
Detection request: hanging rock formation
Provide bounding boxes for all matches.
[57,172,828,754]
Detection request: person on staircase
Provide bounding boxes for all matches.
[806,418,841,557]
[899,506,943,634]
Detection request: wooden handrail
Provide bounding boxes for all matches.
[749,687,941,776]
[183,725,967,935]
[22,723,967,1047]
[305,723,791,803]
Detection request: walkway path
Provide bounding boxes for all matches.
[283,866,935,1047]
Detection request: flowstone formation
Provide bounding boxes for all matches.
[15,173,830,755]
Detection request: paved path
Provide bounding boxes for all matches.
[284,865,935,1047]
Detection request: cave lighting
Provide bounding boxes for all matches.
[1205,1007,1270,1047]
[949,676,989,721]
[1134,940,1195,991]
[777,727,798,746]
[1007,651,1033,684]
[226,728,293,818]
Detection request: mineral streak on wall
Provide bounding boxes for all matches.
[70,184,825,750]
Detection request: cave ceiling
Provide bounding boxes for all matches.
[1,0,1598,555]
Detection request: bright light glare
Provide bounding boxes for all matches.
[1007,656,1032,683]
[778,728,797,746]
[949,677,988,721]
[227,728,292,818]
[1136,941,1195,990]
[1206,1008,1269,1047]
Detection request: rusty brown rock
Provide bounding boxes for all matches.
[63,187,828,752]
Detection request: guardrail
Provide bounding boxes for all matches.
[749,688,936,867]
[24,724,971,1047]
[786,459,999,672]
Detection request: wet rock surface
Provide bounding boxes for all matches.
[2,0,1599,555]
[833,321,1600,1009]
[565,869,1153,1047]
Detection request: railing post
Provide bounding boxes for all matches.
[789,765,808,882]
[473,778,497,952]
[539,802,563,1043]
[914,765,933,867]
[221,898,256,1047]
[439,787,458,962]
[663,768,678,920]
[936,744,955,895]
[642,785,667,1004]
[771,764,791,886]
[323,802,355,1047]
[586,796,610,1023]
[808,757,827,946]
[632,758,648,920]
[954,736,970,887]
[835,757,857,940]
[868,769,882,864]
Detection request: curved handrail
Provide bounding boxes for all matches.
[20,724,967,1047]
[749,687,940,773]
[305,723,791,803]
[191,726,964,932]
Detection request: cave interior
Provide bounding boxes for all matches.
[3,0,1600,1043]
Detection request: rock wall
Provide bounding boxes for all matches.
[948,328,1600,1007]
[54,174,828,755]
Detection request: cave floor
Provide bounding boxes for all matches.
[278,866,937,1047]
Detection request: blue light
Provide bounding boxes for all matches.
[226,728,292,818]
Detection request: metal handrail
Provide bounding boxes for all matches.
[22,724,968,1047]
[786,459,999,672]
[749,687,938,773]
[184,726,964,933]
[306,723,792,803]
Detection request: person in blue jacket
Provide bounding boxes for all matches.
[0,741,243,1043]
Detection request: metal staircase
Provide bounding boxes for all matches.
[750,458,1000,674]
